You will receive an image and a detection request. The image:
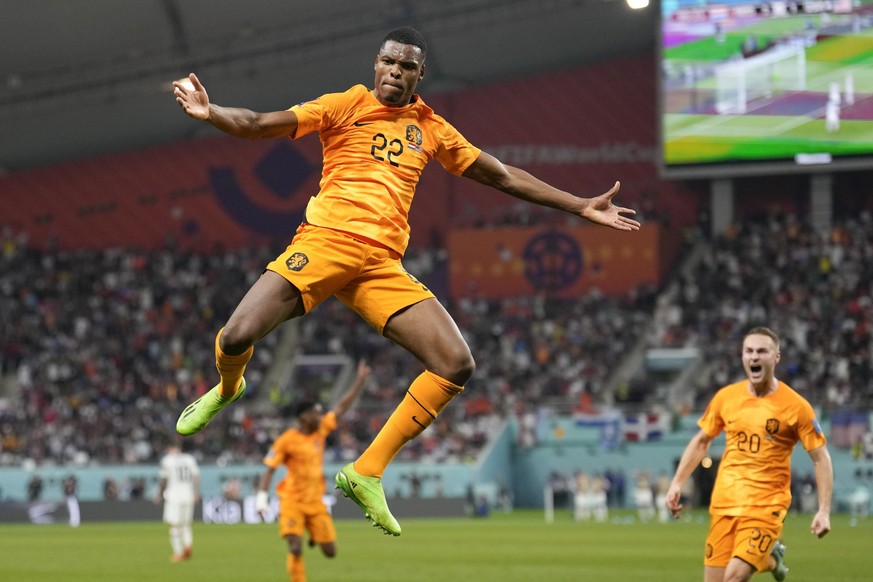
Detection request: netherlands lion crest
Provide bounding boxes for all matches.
[405,125,422,145]
[765,418,780,435]
[286,252,309,272]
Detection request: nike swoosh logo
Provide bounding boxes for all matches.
[411,415,427,429]
[353,121,372,126]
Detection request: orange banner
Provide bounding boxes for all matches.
[449,225,665,298]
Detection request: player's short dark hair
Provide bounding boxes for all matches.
[382,27,427,60]
[745,326,780,349]
[293,400,320,418]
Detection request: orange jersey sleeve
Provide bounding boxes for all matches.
[700,381,827,515]
[290,85,481,254]
[262,411,338,504]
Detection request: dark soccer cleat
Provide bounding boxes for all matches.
[771,540,788,581]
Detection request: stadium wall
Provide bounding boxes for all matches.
[3,415,866,507]
[0,496,468,525]
[0,423,517,505]
[0,461,475,504]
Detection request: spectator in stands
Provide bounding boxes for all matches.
[590,475,609,522]
[573,470,592,522]
[665,327,833,582]
[27,475,43,502]
[171,26,639,536]
[103,477,119,500]
[654,473,671,523]
[632,473,655,523]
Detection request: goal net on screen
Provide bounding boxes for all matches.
[715,43,807,114]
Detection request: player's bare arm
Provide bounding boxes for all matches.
[256,466,277,518]
[173,73,298,139]
[666,429,713,517]
[332,360,372,419]
[461,151,640,231]
[808,445,833,538]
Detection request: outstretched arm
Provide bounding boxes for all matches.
[173,73,298,139]
[461,151,640,231]
[807,445,833,538]
[332,360,372,419]
[665,429,713,518]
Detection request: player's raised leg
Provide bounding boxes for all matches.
[177,271,303,435]
[336,298,473,535]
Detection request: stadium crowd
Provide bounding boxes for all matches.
[1,210,870,471]
[652,212,873,411]
[0,226,653,468]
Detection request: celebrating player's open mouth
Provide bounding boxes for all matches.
[747,363,763,381]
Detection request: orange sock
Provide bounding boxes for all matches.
[214,328,253,399]
[355,370,463,478]
[286,554,305,582]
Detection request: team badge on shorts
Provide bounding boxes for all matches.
[286,252,309,271]
[765,418,780,434]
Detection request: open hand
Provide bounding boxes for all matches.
[173,73,210,120]
[582,181,640,231]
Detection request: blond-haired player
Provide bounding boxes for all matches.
[666,327,833,581]
[172,26,639,536]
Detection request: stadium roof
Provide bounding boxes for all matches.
[0,0,654,174]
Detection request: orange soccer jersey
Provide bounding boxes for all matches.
[290,84,481,255]
[263,411,338,506]
[699,380,827,516]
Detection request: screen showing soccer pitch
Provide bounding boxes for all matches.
[659,0,873,177]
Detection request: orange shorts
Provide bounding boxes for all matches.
[278,496,336,544]
[266,223,435,334]
[705,512,785,572]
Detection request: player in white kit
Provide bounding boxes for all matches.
[158,443,201,562]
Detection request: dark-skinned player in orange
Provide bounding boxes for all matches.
[173,27,639,536]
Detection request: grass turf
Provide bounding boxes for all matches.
[0,510,868,581]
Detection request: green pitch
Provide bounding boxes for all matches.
[0,510,868,581]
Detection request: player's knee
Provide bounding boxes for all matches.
[218,323,255,355]
[285,536,303,556]
[454,351,475,385]
[437,346,475,385]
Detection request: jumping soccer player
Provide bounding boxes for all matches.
[172,26,639,536]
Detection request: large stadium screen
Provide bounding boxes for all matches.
[659,0,873,178]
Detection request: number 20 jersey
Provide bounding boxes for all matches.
[699,380,826,516]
